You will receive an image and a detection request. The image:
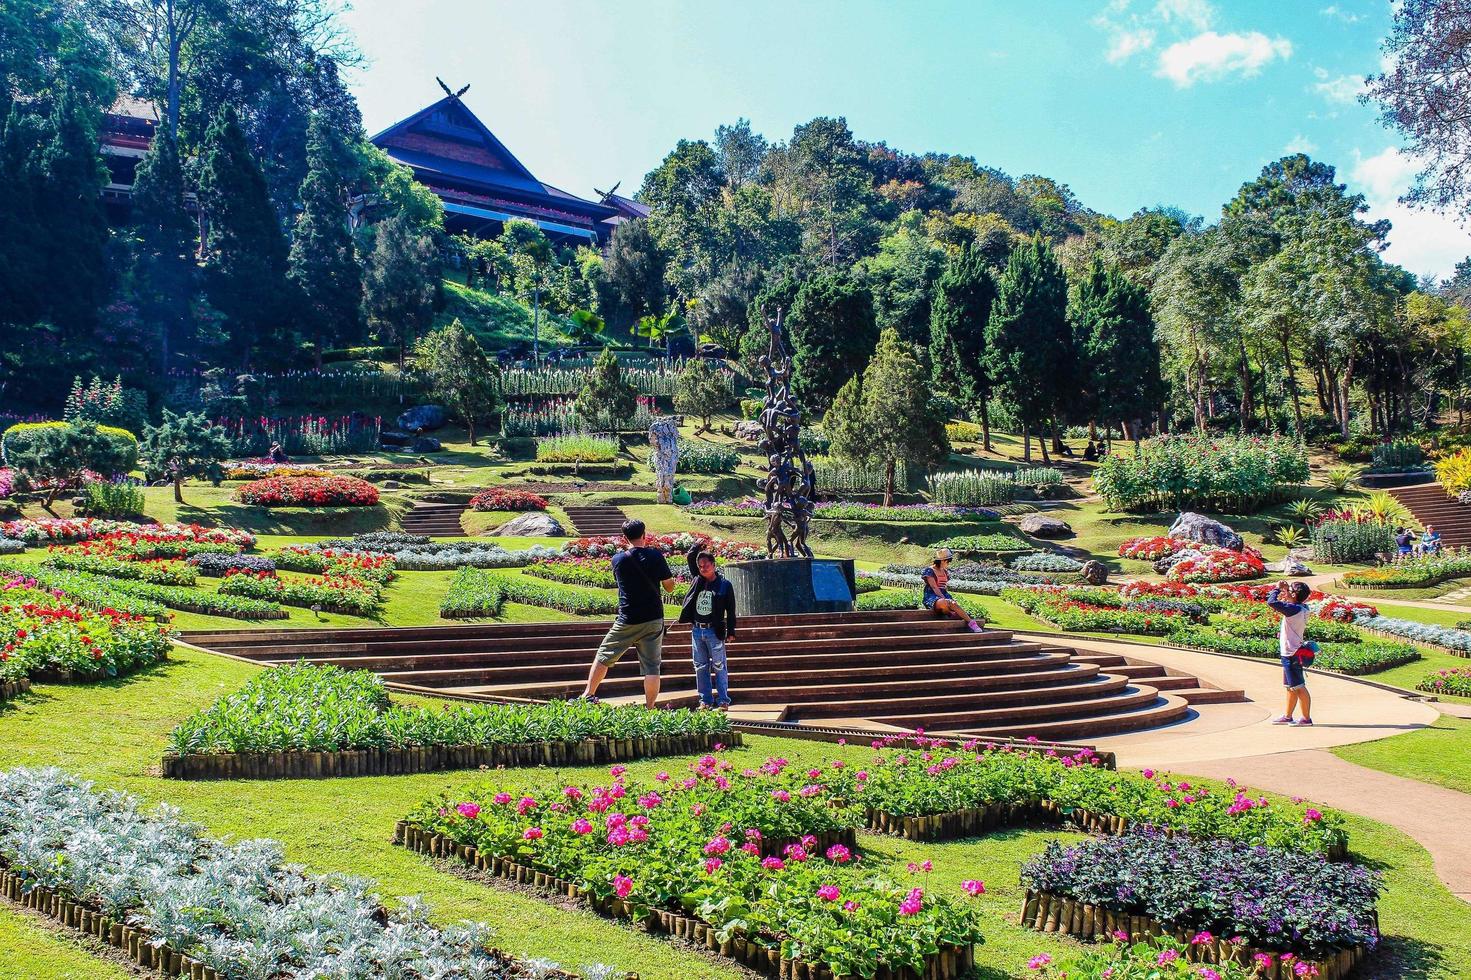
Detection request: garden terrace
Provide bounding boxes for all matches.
[179,610,1242,741]
[1386,483,1471,548]
[398,500,468,537]
[563,504,631,537]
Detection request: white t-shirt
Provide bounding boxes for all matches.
[1279,604,1307,658]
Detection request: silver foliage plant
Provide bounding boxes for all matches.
[0,767,600,980]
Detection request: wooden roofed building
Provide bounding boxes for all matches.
[371,82,619,244]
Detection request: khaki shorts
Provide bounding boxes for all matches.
[594,618,666,675]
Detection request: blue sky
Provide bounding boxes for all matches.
[341,0,1470,279]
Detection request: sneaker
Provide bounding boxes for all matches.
[1271,715,1293,725]
[578,694,601,705]
[1293,718,1314,727]
[967,621,984,633]
[716,703,731,712]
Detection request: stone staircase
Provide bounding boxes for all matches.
[180,611,1245,742]
[563,504,630,537]
[1386,483,1471,547]
[399,501,467,537]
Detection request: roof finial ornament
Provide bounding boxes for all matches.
[594,180,623,202]
[435,77,471,99]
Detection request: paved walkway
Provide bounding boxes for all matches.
[1026,634,1471,900]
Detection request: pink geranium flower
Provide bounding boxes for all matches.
[815,885,840,901]
[961,879,985,896]
[612,874,633,898]
[456,802,480,820]
[522,827,543,840]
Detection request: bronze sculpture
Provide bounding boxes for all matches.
[758,309,815,558]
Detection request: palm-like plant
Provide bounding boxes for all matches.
[1352,489,1410,524]
[1287,498,1322,525]
[1276,524,1306,548]
[1322,466,1357,493]
[634,309,682,358]
[567,309,605,345]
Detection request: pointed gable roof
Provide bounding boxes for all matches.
[369,93,539,183]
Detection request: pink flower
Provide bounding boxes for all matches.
[761,857,785,870]
[610,765,626,778]
[1293,963,1319,978]
[825,844,852,863]
[741,842,761,855]
[655,771,670,782]
[612,874,633,898]
[899,887,923,916]
[456,802,480,820]
[704,857,724,874]
[961,879,985,896]
[842,900,859,912]
[562,786,583,800]
[571,818,593,835]
[1192,931,1213,945]
[1027,954,1052,970]
[1157,949,1179,965]
[1112,930,1129,942]
[1304,808,1323,823]
[1198,969,1221,980]
[704,836,732,855]
[771,789,790,802]
[816,885,841,901]
[522,827,543,840]
[638,792,662,809]
[492,792,512,805]
[607,827,632,847]
[516,796,537,815]
[1141,769,1155,779]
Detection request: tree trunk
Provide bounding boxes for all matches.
[468,418,477,446]
[1337,359,1354,439]
[980,399,992,452]
[173,476,184,504]
[883,458,896,507]
[1022,427,1032,463]
[1038,430,1051,465]
[1088,419,1098,441]
[1280,332,1304,438]
[1236,340,1254,432]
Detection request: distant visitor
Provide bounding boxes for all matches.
[1266,581,1315,727]
[922,548,984,633]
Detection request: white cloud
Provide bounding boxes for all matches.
[1154,0,1214,31]
[1106,27,1157,63]
[1320,4,1363,24]
[1284,134,1317,155]
[1155,31,1293,86]
[1353,147,1471,280]
[1312,68,1364,104]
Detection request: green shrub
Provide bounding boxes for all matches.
[927,471,1018,506]
[739,398,763,419]
[82,480,145,518]
[1310,517,1393,564]
[535,434,619,463]
[1,421,139,475]
[1369,440,1425,473]
[1091,434,1308,512]
[440,568,507,618]
[945,420,981,443]
[935,532,1030,553]
[648,442,739,474]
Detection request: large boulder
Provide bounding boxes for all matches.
[1019,514,1072,538]
[1154,548,1205,576]
[396,405,448,432]
[1168,512,1244,551]
[490,512,566,537]
[1265,556,1313,576]
[733,420,764,441]
[410,436,442,453]
[1080,560,1109,585]
[379,430,411,448]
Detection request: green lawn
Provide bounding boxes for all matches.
[1333,718,1471,797]
[0,645,1466,979]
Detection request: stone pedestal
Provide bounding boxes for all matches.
[723,558,855,618]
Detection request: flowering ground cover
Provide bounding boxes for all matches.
[1167,547,1266,583]
[1165,626,1419,675]
[1340,551,1471,589]
[525,557,619,590]
[470,487,549,511]
[271,545,397,583]
[0,519,254,549]
[933,532,1032,553]
[1010,552,1083,573]
[440,569,617,616]
[234,474,380,507]
[854,589,989,622]
[46,551,198,586]
[1417,667,1471,697]
[1020,830,1380,958]
[309,532,560,571]
[687,498,999,524]
[0,766,555,980]
[7,564,285,620]
[1027,935,1287,980]
[0,576,171,682]
[1117,535,1190,561]
[187,552,277,577]
[219,568,384,616]
[408,755,985,980]
[564,532,763,562]
[440,568,508,618]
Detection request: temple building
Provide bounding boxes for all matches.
[98,96,161,221]
[370,83,620,243]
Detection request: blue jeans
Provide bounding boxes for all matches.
[691,625,730,707]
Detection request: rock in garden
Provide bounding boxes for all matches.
[1019,514,1072,538]
[396,405,448,432]
[490,512,566,536]
[734,420,764,441]
[410,436,442,453]
[379,430,411,447]
[1080,560,1109,585]
[1265,556,1313,576]
[1154,548,1204,575]
[382,480,401,489]
[1168,512,1243,551]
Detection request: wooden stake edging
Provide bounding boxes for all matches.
[0,677,31,702]
[1019,887,1371,980]
[161,731,742,781]
[864,801,1348,861]
[396,821,976,980]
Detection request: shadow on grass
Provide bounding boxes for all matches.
[1369,935,1447,979]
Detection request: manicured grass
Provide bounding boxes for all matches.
[0,904,133,980]
[0,646,1466,979]
[1333,718,1471,797]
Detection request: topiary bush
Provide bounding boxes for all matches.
[1,421,139,475]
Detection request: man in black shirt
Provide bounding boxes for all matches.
[581,518,677,708]
[678,541,737,709]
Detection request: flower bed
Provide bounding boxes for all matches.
[403,757,983,980]
[1166,626,1419,675]
[1418,666,1471,697]
[1091,434,1308,512]
[853,588,989,621]
[656,443,740,474]
[1117,536,1188,561]
[1020,830,1379,963]
[219,569,383,616]
[1353,614,1471,657]
[0,767,556,979]
[272,545,396,583]
[687,498,998,523]
[1316,597,1377,622]
[1167,547,1265,583]
[1311,514,1394,564]
[564,531,763,562]
[928,470,1061,506]
[224,463,332,480]
[234,474,380,507]
[10,564,285,620]
[525,557,618,590]
[1035,599,1185,635]
[309,532,561,570]
[1033,935,1321,980]
[1,577,171,681]
[188,552,277,577]
[164,663,736,778]
[46,552,198,586]
[933,532,1031,554]
[443,569,617,616]
[536,434,620,463]
[0,519,254,549]
[1010,552,1083,573]
[1339,551,1471,589]
[440,568,507,618]
[469,487,549,511]
[821,744,1345,855]
[1210,614,1361,644]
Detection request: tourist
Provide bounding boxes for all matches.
[922,548,984,632]
[1394,526,1413,558]
[269,442,289,464]
[1420,524,1442,555]
[1083,440,1099,462]
[581,519,677,708]
[1266,580,1314,727]
[679,541,737,710]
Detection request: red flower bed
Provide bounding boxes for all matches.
[1317,597,1377,622]
[1117,536,1188,561]
[233,475,379,508]
[564,531,764,562]
[1118,581,1200,599]
[470,488,549,512]
[1167,547,1266,584]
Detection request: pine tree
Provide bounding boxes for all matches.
[787,269,879,413]
[130,131,196,373]
[362,213,438,362]
[411,320,502,445]
[37,87,111,339]
[673,357,731,432]
[1072,258,1163,441]
[572,347,637,431]
[140,410,232,503]
[197,107,290,368]
[930,245,997,450]
[290,115,363,366]
[986,236,1071,463]
[824,329,950,505]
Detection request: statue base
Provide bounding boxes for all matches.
[723,558,856,618]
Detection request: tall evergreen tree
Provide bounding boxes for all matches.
[986,236,1071,463]
[1070,258,1164,442]
[411,320,502,445]
[37,87,112,341]
[289,114,363,365]
[787,269,879,413]
[197,107,291,368]
[930,245,997,450]
[130,131,197,374]
[362,212,438,362]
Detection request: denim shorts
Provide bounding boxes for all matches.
[1281,656,1307,690]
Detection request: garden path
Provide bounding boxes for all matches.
[1186,750,1471,903]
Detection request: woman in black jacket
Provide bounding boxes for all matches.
[679,542,737,709]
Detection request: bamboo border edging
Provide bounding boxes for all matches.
[863,800,1349,862]
[395,821,975,980]
[1018,887,1373,980]
[161,730,742,781]
[1359,625,1471,661]
[0,677,31,702]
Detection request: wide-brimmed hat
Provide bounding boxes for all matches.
[934,548,954,562]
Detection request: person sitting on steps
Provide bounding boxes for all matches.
[581,519,677,709]
[921,548,984,632]
[678,541,737,711]
[1419,524,1442,555]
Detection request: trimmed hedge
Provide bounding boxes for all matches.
[0,420,139,473]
